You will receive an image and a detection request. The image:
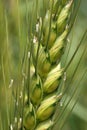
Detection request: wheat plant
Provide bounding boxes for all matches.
[0,0,87,130]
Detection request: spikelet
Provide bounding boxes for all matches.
[32,43,51,78]
[57,0,73,32]
[43,63,63,93]
[37,93,62,121]
[49,29,68,63]
[30,74,43,105]
[23,103,36,130]
[35,120,54,130]
[42,10,57,48]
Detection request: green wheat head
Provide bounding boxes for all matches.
[0,0,87,130]
[22,1,74,129]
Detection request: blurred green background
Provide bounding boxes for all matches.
[0,0,87,130]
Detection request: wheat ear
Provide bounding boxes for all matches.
[22,0,74,130]
[11,0,74,130]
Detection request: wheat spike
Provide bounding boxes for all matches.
[22,0,74,130]
[10,0,74,130]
